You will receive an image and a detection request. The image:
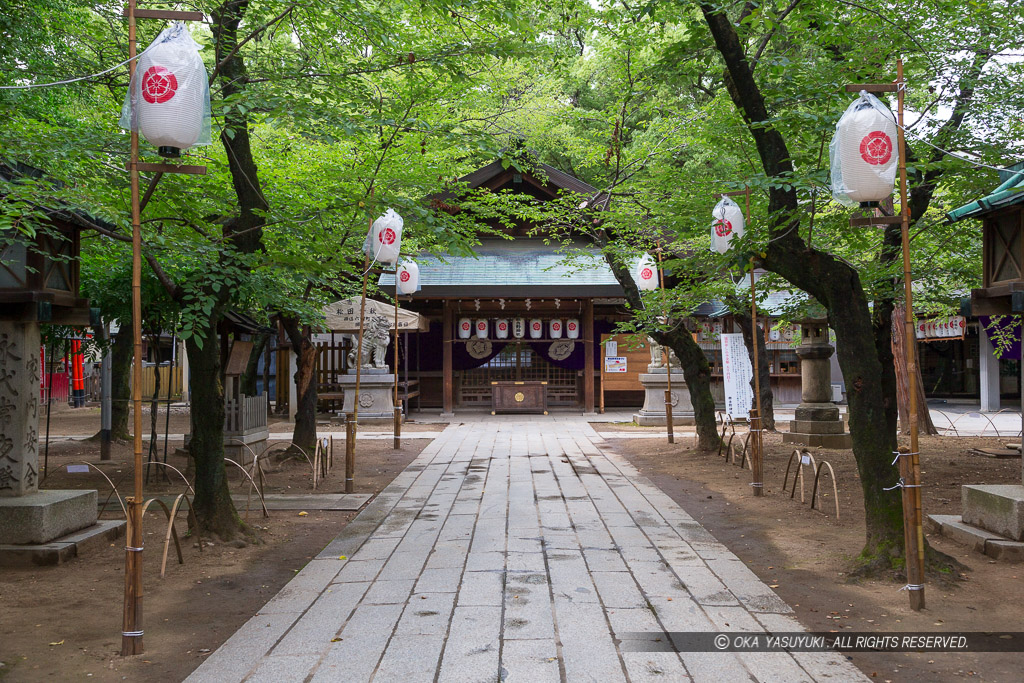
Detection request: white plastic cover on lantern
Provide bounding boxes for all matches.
[635,254,659,291]
[495,319,510,339]
[711,197,745,253]
[476,319,489,339]
[512,318,526,339]
[396,260,420,295]
[529,319,543,339]
[364,209,404,264]
[120,23,212,155]
[458,317,472,339]
[549,319,563,339]
[566,318,580,339]
[830,91,899,206]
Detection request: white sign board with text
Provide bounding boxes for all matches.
[721,333,753,419]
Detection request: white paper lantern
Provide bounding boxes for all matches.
[495,319,510,339]
[566,318,580,339]
[830,92,899,206]
[529,319,543,339]
[365,209,403,264]
[635,254,659,291]
[549,319,563,339]
[458,317,472,339]
[476,319,489,339]
[396,260,419,295]
[132,24,210,158]
[916,321,926,339]
[711,197,746,254]
[512,318,526,339]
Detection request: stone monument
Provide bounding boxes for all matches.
[338,311,398,420]
[634,337,693,426]
[783,318,851,448]
[0,321,98,548]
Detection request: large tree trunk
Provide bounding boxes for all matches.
[110,325,132,441]
[280,316,318,454]
[186,333,242,539]
[735,312,775,431]
[700,3,906,564]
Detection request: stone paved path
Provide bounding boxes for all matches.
[188,420,867,682]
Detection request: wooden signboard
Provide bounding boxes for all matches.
[491,380,548,414]
[600,334,648,391]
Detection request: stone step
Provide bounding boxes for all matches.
[926,514,1024,562]
[0,519,126,567]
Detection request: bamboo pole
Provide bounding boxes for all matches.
[393,278,401,449]
[122,0,144,656]
[896,58,925,610]
[348,253,369,494]
[656,246,674,444]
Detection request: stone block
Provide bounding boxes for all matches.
[782,432,852,449]
[0,489,98,544]
[986,539,1024,562]
[962,485,1024,541]
[794,403,840,422]
[0,519,124,567]
[789,419,847,435]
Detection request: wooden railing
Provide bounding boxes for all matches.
[225,392,268,435]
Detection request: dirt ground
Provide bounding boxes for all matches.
[0,410,435,682]
[602,427,1023,683]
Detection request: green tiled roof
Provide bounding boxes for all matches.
[947,163,1024,222]
[379,240,623,297]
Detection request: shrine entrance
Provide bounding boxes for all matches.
[458,343,581,409]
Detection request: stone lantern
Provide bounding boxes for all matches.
[782,317,851,448]
[1,206,102,559]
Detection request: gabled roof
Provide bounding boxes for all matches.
[947,163,1024,222]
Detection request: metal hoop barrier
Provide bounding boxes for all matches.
[140,495,193,578]
[260,440,317,488]
[782,449,816,503]
[811,461,841,519]
[224,458,270,519]
[992,408,1023,439]
[83,462,129,520]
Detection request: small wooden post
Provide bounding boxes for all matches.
[393,280,401,449]
[345,413,355,493]
[442,300,453,415]
[583,299,595,413]
[656,247,674,444]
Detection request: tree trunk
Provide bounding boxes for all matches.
[699,3,907,565]
[185,332,243,539]
[240,331,269,396]
[280,316,318,455]
[735,312,775,431]
[110,325,132,441]
[892,306,938,435]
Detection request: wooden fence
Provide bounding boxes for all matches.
[140,365,184,400]
[225,392,268,435]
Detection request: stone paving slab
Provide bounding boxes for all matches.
[188,420,869,682]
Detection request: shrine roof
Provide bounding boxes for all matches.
[378,239,623,298]
[947,163,1024,222]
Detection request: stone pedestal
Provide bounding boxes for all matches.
[633,372,694,426]
[782,320,851,449]
[962,485,1024,541]
[338,370,397,421]
[0,321,97,544]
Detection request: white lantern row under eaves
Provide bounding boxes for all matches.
[710,196,746,254]
[512,318,526,339]
[495,319,510,339]
[476,319,489,339]
[566,318,580,339]
[529,319,543,339]
[549,319,563,339]
[458,317,472,339]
